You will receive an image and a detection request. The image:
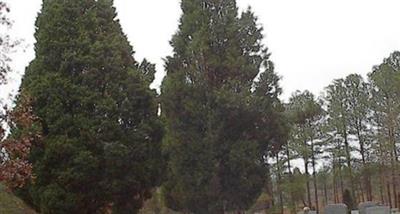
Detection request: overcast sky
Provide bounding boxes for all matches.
[3,0,400,103]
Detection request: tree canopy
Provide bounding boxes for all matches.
[161,0,286,213]
[14,0,164,213]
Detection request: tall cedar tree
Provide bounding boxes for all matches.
[161,0,286,213]
[15,0,163,213]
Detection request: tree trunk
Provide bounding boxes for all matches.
[311,139,319,213]
[389,127,398,208]
[357,126,372,201]
[304,154,312,208]
[343,130,355,205]
[324,182,328,206]
[286,142,292,175]
[386,104,399,208]
[387,182,392,208]
[276,153,284,214]
[359,182,365,202]
[333,163,338,203]
[339,163,344,200]
[377,119,385,205]
[266,160,275,207]
[286,142,296,214]
[379,176,384,204]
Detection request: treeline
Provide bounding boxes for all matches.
[271,53,400,213]
[0,0,399,214]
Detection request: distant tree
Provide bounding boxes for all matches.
[323,134,346,203]
[317,166,331,207]
[281,167,307,212]
[368,51,400,208]
[280,128,297,213]
[273,151,286,214]
[287,90,324,212]
[325,79,356,202]
[343,74,372,201]
[161,0,286,212]
[15,0,164,213]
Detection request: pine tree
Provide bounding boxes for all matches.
[16,0,163,213]
[325,79,356,202]
[161,0,286,212]
[287,90,324,212]
[368,51,400,208]
[343,74,372,201]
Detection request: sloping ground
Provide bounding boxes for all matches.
[139,189,181,214]
[0,184,36,214]
[139,189,272,214]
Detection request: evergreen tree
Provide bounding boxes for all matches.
[317,166,331,207]
[325,79,356,202]
[16,0,163,213]
[323,133,347,203]
[272,150,286,214]
[161,0,286,212]
[343,74,372,201]
[368,51,400,208]
[287,90,324,212]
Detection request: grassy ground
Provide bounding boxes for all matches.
[0,184,36,214]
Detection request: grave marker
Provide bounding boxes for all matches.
[358,202,378,214]
[365,206,390,214]
[325,204,348,214]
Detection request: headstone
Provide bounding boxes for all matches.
[352,210,360,214]
[366,206,390,214]
[325,204,348,214]
[298,210,317,214]
[358,202,379,214]
[391,208,399,214]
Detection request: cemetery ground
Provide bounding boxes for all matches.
[294,202,400,214]
[0,183,36,214]
[1,184,400,214]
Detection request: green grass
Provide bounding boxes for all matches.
[0,184,36,214]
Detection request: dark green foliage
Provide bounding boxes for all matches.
[287,91,322,125]
[161,0,286,213]
[16,0,163,213]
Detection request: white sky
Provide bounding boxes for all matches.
[2,0,399,172]
[3,0,400,103]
